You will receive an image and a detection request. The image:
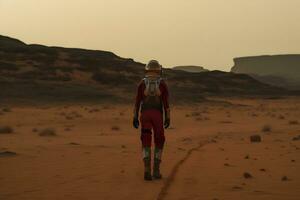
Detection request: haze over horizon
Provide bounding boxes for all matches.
[1,0,300,71]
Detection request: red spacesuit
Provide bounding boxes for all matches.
[133,60,170,181]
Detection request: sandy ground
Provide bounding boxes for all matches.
[0,97,300,200]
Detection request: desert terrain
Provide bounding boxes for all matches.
[1,97,299,200]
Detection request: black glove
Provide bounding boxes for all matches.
[164,118,170,129]
[133,116,139,129]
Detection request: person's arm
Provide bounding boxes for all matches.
[133,81,144,128]
[134,81,143,116]
[161,80,170,128]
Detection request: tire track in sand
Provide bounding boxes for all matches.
[156,139,211,200]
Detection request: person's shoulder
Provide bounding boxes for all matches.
[160,78,168,86]
[137,79,146,87]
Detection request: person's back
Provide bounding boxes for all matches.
[133,60,170,181]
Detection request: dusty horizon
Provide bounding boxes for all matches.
[1,0,300,71]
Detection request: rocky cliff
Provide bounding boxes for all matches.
[231,55,300,89]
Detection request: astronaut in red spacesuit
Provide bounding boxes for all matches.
[133,60,170,181]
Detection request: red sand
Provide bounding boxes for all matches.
[0,97,300,200]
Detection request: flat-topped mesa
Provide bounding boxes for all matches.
[172,65,209,73]
[231,55,300,80]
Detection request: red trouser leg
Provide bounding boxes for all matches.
[140,109,165,149]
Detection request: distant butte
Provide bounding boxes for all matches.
[231,55,300,89]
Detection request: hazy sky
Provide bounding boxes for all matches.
[1,0,300,71]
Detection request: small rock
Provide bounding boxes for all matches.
[32,128,38,132]
[243,172,253,179]
[262,125,271,132]
[259,168,266,172]
[232,186,243,190]
[281,176,289,181]
[250,135,262,143]
[0,126,14,134]
[0,151,17,157]
[69,142,80,145]
[2,108,11,112]
[244,155,250,159]
[210,139,217,143]
[65,116,73,120]
[39,128,56,136]
[289,120,299,125]
[292,135,300,141]
[111,126,120,131]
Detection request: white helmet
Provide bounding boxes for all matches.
[145,60,162,76]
